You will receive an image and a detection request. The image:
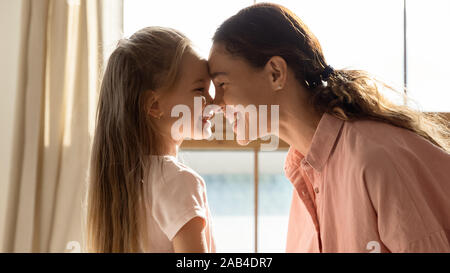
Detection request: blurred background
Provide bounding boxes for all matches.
[0,0,449,253]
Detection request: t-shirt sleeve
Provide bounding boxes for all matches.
[362,148,450,253]
[151,170,207,241]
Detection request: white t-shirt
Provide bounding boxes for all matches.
[138,155,216,252]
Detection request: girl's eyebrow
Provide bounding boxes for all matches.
[192,78,205,84]
[210,72,228,79]
[192,78,206,85]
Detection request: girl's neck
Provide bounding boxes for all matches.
[157,137,182,157]
[165,143,179,157]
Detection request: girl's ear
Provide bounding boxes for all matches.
[145,90,164,119]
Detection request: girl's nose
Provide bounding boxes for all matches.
[212,87,224,107]
[204,88,214,105]
[201,95,207,107]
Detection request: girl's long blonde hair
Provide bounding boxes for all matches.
[213,3,450,152]
[85,27,191,252]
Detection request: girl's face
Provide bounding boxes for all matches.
[153,50,213,142]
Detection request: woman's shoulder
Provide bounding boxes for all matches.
[338,117,449,172]
[342,117,437,154]
[344,118,411,145]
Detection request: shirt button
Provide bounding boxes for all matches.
[314,187,319,194]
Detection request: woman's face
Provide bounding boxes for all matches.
[154,50,214,142]
[208,42,276,145]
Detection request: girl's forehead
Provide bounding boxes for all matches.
[179,52,210,80]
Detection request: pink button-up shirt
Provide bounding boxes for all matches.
[284,112,450,253]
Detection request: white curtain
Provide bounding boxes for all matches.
[2,0,123,253]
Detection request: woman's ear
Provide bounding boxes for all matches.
[265,56,287,92]
[145,90,163,119]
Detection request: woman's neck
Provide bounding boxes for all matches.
[277,82,322,156]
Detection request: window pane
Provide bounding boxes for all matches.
[407,0,450,112]
[258,151,293,252]
[180,151,255,252]
[124,0,253,58]
[259,0,405,104]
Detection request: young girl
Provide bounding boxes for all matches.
[86,27,216,253]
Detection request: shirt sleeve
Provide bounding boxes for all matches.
[362,147,450,253]
[151,170,207,241]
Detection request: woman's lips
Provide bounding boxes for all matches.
[232,112,242,132]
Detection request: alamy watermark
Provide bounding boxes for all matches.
[170,97,280,151]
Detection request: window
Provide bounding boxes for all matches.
[125,0,450,111]
[180,151,256,252]
[180,149,292,253]
[406,0,450,112]
[257,151,293,252]
[124,0,253,58]
[268,0,405,104]
[265,0,449,111]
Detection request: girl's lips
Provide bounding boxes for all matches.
[202,112,213,125]
[202,117,211,130]
[202,114,213,123]
[203,109,214,121]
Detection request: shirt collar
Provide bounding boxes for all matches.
[284,112,345,173]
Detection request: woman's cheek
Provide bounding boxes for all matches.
[224,88,243,106]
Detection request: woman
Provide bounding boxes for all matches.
[208,3,450,252]
[86,27,215,253]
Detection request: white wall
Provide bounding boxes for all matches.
[0,0,23,251]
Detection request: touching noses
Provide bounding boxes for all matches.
[212,86,225,110]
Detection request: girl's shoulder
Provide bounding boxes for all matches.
[148,155,206,188]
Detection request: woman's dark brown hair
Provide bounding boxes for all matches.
[213,2,449,151]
